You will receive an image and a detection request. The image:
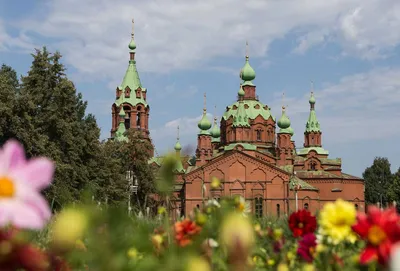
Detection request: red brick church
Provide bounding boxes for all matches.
[111,21,365,218]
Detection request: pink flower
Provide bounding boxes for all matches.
[0,140,54,229]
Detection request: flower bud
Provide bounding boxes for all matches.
[210,177,221,189]
[220,212,254,262]
[186,256,211,271]
[51,208,88,251]
[196,213,207,226]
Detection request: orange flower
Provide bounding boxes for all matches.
[174,219,202,247]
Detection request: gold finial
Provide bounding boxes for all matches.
[203,93,207,113]
[177,125,180,141]
[245,41,249,58]
[131,18,135,39]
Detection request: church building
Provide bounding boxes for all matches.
[111,21,365,218]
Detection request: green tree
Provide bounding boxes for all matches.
[363,157,393,206]
[387,167,400,204]
[0,64,19,145]
[18,47,102,208]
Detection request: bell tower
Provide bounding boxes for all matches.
[111,19,154,156]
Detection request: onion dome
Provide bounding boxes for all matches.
[240,56,256,82]
[277,106,291,129]
[287,126,294,137]
[210,117,221,138]
[309,91,316,104]
[174,141,182,151]
[198,109,212,131]
[238,84,245,97]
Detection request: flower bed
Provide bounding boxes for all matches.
[0,139,399,271]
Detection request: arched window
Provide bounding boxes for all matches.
[124,113,131,129]
[311,136,314,145]
[304,203,309,210]
[310,161,317,171]
[277,204,280,218]
[255,197,263,218]
[256,130,261,141]
[355,204,359,211]
[136,113,141,128]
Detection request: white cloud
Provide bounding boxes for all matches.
[155,84,198,99]
[152,67,400,153]
[6,0,399,81]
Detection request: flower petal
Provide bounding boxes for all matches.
[360,245,378,264]
[16,181,51,221]
[0,140,26,174]
[0,200,46,229]
[11,158,55,190]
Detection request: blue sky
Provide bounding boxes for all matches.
[1,0,400,177]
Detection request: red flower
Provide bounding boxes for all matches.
[174,219,202,247]
[288,210,317,238]
[352,206,400,266]
[297,233,317,262]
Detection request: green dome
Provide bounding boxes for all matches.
[223,100,275,122]
[238,85,245,97]
[287,126,294,136]
[309,92,316,104]
[277,107,291,129]
[174,141,182,151]
[210,119,221,138]
[240,56,256,82]
[198,111,212,130]
[128,39,136,50]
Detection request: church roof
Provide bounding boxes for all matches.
[223,100,275,122]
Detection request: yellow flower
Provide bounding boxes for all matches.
[267,259,275,266]
[286,251,295,261]
[196,213,207,226]
[277,263,289,271]
[51,208,88,250]
[186,256,210,271]
[158,206,166,215]
[127,248,142,259]
[319,199,357,243]
[302,264,316,271]
[220,212,254,254]
[273,228,283,240]
[151,234,163,250]
[210,177,221,189]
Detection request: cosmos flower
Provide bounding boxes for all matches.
[288,210,317,238]
[0,140,54,229]
[174,219,202,247]
[318,199,357,244]
[297,233,317,263]
[234,196,251,216]
[352,206,400,266]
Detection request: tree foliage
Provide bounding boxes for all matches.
[363,157,395,206]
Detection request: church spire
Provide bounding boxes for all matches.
[115,107,128,142]
[305,82,320,133]
[303,81,322,148]
[198,93,212,134]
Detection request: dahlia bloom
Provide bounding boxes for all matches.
[288,210,317,238]
[174,219,202,247]
[352,206,400,266]
[297,233,317,263]
[0,140,54,229]
[319,199,357,244]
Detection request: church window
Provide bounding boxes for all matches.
[310,161,317,171]
[256,130,261,141]
[355,204,359,210]
[277,204,280,218]
[136,113,141,128]
[311,136,314,145]
[124,113,131,129]
[255,197,263,218]
[304,203,309,210]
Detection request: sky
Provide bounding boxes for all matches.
[1,0,400,177]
